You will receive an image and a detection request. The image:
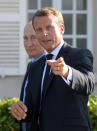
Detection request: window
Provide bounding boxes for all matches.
[28,0,53,21]
[61,0,91,49]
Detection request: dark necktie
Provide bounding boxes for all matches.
[42,54,53,97]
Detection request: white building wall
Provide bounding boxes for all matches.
[0,76,24,99]
[0,0,27,99]
[0,0,97,100]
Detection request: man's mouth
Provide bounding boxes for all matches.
[42,40,51,43]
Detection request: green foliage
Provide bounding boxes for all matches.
[0,96,97,131]
[88,95,97,131]
[0,97,20,131]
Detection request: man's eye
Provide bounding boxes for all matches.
[47,26,51,29]
[31,36,36,40]
[36,28,42,33]
[24,37,28,41]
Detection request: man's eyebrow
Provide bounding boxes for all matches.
[31,35,36,39]
[24,36,27,39]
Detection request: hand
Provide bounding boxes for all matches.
[46,57,69,78]
[11,101,27,120]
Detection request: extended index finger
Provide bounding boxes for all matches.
[46,59,56,66]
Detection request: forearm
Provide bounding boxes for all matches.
[71,68,95,95]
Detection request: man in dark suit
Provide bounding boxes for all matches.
[23,7,95,131]
[11,21,45,131]
[12,7,95,131]
[20,21,45,103]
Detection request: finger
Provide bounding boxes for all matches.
[47,60,62,68]
[15,102,27,119]
[57,57,64,63]
[11,101,27,120]
[16,106,27,119]
[12,111,22,120]
[11,104,22,120]
[55,62,65,68]
[47,57,64,66]
[52,61,64,70]
[17,101,27,112]
[55,65,62,71]
[46,60,56,66]
[12,107,26,120]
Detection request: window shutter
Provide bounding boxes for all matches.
[0,0,27,77]
[0,0,19,13]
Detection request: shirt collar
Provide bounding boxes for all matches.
[31,58,35,63]
[31,51,47,62]
[51,39,64,58]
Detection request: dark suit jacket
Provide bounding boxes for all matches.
[21,56,45,131]
[19,61,32,131]
[24,44,95,131]
[20,61,32,101]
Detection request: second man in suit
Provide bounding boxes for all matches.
[11,21,46,131]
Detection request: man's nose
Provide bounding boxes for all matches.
[42,30,48,36]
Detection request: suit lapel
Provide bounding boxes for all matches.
[29,56,46,105]
[42,44,70,101]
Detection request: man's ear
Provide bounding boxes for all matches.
[60,24,65,34]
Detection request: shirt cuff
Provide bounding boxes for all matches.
[62,66,73,85]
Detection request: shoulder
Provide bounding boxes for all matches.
[27,61,33,70]
[64,45,93,59]
[62,44,93,68]
[29,55,45,71]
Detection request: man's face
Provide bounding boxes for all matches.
[24,23,44,58]
[33,15,64,53]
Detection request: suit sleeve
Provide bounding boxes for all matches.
[20,62,31,101]
[69,49,95,95]
[20,57,45,123]
[20,62,36,122]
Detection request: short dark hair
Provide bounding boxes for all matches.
[32,7,64,28]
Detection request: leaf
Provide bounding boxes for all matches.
[0,97,20,131]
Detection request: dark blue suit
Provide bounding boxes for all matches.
[23,44,95,131]
[20,61,32,131]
